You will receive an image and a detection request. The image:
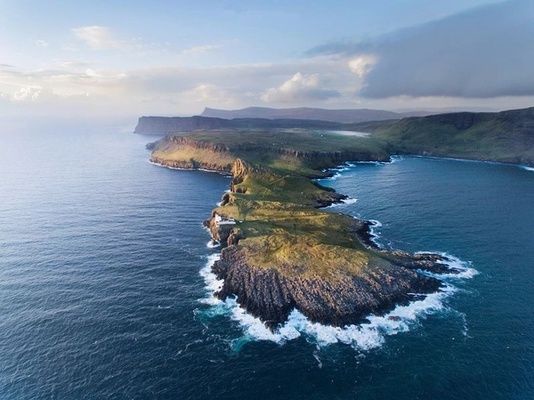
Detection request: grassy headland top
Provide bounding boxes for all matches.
[147,106,533,328]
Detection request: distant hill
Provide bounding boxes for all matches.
[134,115,352,135]
[366,107,534,166]
[135,106,534,166]
[135,116,230,134]
[200,106,427,123]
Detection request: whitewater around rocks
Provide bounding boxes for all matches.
[198,248,477,351]
[197,157,478,351]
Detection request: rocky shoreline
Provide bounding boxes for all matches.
[199,159,457,329]
[148,133,467,330]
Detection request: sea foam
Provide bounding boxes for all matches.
[341,197,358,205]
[366,219,384,248]
[198,156,476,350]
[416,252,479,279]
[325,197,358,208]
[198,243,476,351]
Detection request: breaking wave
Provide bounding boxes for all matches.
[325,197,358,208]
[198,244,476,351]
[367,219,383,248]
[197,155,477,351]
[341,197,358,205]
[321,158,398,182]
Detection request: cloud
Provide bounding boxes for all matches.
[181,83,239,107]
[35,40,49,48]
[0,59,354,117]
[0,65,127,99]
[181,44,221,56]
[261,72,340,103]
[72,26,123,50]
[3,42,534,120]
[347,55,376,78]
[12,87,42,102]
[308,0,534,98]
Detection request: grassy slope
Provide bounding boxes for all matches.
[150,107,534,280]
[151,130,390,280]
[368,107,534,165]
[170,130,388,173]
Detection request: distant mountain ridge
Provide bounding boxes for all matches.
[134,115,354,135]
[133,106,431,135]
[201,106,427,123]
[136,106,534,166]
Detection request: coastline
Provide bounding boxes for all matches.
[199,250,474,349]
[197,156,477,348]
[405,154,534,170]
[142,132,489,349]
[148,159,232,176]
[179,155,468,326]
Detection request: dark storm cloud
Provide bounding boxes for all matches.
[308,0,534,98]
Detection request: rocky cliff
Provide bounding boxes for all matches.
[150,131,467,330]
[210,224,446,328]
[202,158,455,329]
[135,116,233,135]
[363,106,534,166]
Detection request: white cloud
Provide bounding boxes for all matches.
[309,1,534,98]
[72,26,123,50]
[261,72,340,103]
[12,87,42,102]
[35,40,49,48]
[184,84,228,103]
[0,64,128,101]
[2,54,534,120]
[181,44,221,56]
[348,54,376,78]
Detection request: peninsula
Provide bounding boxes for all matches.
[145,106,534,328]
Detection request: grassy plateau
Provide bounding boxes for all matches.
[147,107,534,327]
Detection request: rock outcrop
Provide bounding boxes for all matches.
[203,159,453,329]
[212,246,443,328]
[149,132,469,330]
[149,136,234,173]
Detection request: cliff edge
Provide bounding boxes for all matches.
[149,131,461,329]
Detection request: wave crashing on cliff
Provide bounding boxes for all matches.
[198,245,476,351]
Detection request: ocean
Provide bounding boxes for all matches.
[0,128,532,399]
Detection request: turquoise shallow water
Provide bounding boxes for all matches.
[0,128,532,399]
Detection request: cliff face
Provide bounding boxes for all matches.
[368,106,534,166]
[150,132,466,330]
[134,116,232,135]
[149,136,234,173]
[203,158,452,329]
[212,242,443,328]
[134,115,362,135]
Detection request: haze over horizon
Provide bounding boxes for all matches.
[1,0,533,123]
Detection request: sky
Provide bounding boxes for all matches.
[1,0,533,122]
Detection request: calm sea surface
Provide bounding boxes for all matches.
[0,128,532,399]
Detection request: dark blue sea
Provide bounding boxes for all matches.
[0,127,533,399]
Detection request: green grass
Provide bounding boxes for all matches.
[150,109,534,280]
[370,108,534,165]
[151,129,391,280]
